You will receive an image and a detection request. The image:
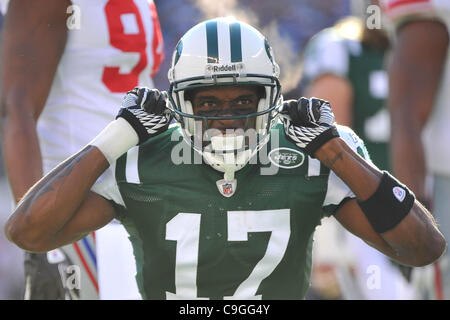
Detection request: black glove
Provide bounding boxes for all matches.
[278,97,339,157]
[116,87,173,144]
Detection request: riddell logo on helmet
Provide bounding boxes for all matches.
[206,63,244,73]
[213,64,236,72]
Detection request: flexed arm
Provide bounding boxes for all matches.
[5,146,114,252]
[5,88,172,252]
[279,97,446,267]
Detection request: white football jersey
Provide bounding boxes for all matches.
[0,0,163,300]
[0,0,164,173]
[382,0,450,176]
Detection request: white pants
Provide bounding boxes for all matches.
[411,174,450,299]
[312,217,416,300]
[96,220,141,300]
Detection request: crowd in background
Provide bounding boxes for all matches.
[152,0,349,99]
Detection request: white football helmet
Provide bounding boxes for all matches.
[168,17,282,179]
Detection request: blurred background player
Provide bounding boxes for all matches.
[301,1,416,299]
[382,0,450,300]
[0,0,163,299]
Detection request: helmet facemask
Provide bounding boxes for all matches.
[167,17,282,195]
[169,79,281,178]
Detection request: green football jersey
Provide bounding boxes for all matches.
[92,123,369,300]
[302,28,390,171]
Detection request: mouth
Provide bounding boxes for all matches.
[204,127,246,137]
[206,134,246,153]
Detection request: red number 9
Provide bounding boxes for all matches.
[102,0,148,93]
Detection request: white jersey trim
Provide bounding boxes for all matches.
[91,161,126,208]
[307,156,321,177]
[125,146,141,184]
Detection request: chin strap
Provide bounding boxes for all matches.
[207,135,249,198]
[223,166,235,181]
[193,132,268,198]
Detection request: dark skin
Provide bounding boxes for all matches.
[388,20,449,204]
[0,0,71,204]
[190,85,260,137]
[4,86,446,267]
[0,0,87,300]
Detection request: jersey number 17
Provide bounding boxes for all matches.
[165,209,291,300]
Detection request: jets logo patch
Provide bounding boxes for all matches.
[268,148,305,169]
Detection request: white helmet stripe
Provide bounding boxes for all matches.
[207,19,243,65]
[217,19,231,63]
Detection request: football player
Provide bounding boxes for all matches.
[383,0,450,299]
[0,0,163,299]
[4,17,445,300]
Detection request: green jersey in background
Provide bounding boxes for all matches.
[302,27,390,171]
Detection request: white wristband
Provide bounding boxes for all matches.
[89,117,139,164]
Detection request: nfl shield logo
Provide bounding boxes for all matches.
[222,183,233,195]
[216,179,237,198]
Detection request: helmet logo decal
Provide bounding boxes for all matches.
[174,40,183,66]
[206,21,219,63]
[264,39,274,63]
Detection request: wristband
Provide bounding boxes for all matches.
[304,126,339,157]
[357,171,415,233]
[116,108,149,144]
[89,117,139,164]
